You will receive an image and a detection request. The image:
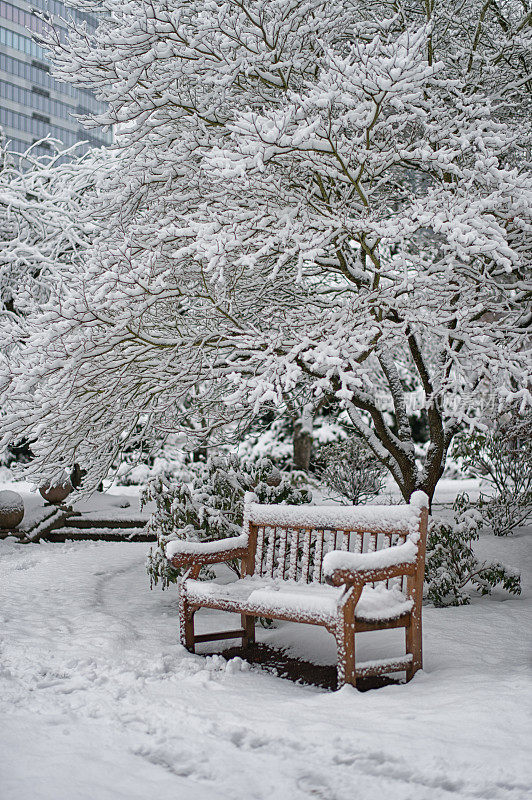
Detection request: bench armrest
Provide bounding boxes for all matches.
[323,540,418,587]
[167,533,249,568]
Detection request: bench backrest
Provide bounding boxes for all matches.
[243,493,429,593]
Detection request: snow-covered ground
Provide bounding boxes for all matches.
[1,483,530,800]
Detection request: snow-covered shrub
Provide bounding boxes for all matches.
[314,439,387,504]
[237,415,294,470]
[145,455,311,588]
[453,417,531,535]
[425,494,521,607]
[114,451,192,487]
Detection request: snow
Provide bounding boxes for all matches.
[185,574,344,619]
[244,582,343,619]
[0,479,152,533]
[431,479,491,506]
[185,575,412,622]
[1,483,530,799]
[323,539,418,576]
[71,486,153,520]
[166,533,248,559]
[245,496,424,532]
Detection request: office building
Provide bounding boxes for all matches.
[0,0,112,155]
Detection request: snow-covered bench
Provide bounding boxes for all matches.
[168,492,429,688]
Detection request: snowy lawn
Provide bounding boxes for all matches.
[0,510,530,799]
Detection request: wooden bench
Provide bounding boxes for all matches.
[168,491,429,688]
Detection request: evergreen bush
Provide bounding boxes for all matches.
[425,493,521,607]
[453,415,531,535]
[145,455,311,589]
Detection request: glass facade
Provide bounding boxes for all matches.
[0,0,111,155]
[0,24,48,59]
[0,79,102,119]
[0,1,51,34]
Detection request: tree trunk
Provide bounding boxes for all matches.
[293,426,312,471]
[393,453,444,513]
[293,405,314,471]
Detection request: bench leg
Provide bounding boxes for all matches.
[405,610,422,681]
[335,591,357,689]
[183,605,196,653]
[179,588,196,653]
[241,613,255,649]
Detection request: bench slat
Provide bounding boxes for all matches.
[278,525,288,580]
[301,530,311,582]
[288,528,299,581]
[355,654,413,677]
[256,525,265,576]
[265,526,276,578]
[313,530,324,583]
[194,629,247,643]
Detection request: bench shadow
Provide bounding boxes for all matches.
[220,642,401,692]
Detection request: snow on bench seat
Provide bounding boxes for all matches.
[184,576,413,622]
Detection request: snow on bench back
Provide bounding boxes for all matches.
[244,491,428,586]
[245,491,428,533]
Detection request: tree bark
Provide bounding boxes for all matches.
[293,425,312,471]
[290,403,315,471]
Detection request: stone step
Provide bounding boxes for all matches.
[1,508,75,543]
[65,515,148,530]
[42,526,155,543]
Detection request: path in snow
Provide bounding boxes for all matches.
[0,532,530,800]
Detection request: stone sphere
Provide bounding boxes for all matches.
[39,481,72,504]
[0,490,24,529]
[265,466,282,487]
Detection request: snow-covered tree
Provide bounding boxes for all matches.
[0,1,530,501]
[0,136,105,317]
[0,136,110,467]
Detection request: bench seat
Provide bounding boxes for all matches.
[184,576,413,624]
